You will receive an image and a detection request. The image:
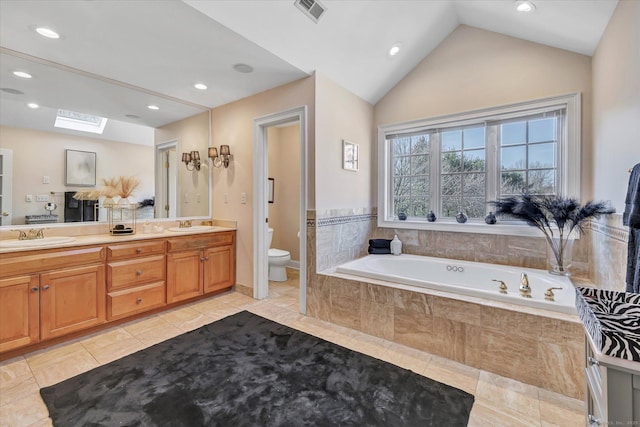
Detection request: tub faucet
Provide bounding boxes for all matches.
[519,273,531,298]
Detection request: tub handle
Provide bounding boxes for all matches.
[492,279,508,294]
[544,287,563,302]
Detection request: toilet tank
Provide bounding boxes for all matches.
[267,228,273,248]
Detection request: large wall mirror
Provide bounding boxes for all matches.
[0,50,211,227]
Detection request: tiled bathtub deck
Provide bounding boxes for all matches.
[0,274,583,426]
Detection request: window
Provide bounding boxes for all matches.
[54,109,108,134]
[378,94,581,235]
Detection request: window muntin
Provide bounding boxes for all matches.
[379,94,580,232]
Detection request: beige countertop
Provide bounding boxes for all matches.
[0,225,236,254]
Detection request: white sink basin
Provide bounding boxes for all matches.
[166,225,216,233]
[0,236,76,249]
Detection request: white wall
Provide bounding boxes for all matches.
[0,125,154,224]
[210,76,315,287]
[592,0,640,212]
[375,25,593,201]
[315,73,375,210]
[268,124,300,261]
[155,111,210,217]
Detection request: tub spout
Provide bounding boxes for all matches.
[519,273,531,298]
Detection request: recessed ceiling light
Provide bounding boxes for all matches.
[388,43,402,57]
[514,0,536,12]
[233,63,254,74]
[194,83,207,90]
[27,102,39,109]
[147,105,160,110]
[13,71,32,79]
[35,27,60,39]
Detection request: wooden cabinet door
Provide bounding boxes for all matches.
[40,264,106,340]
[203,245,235,294]
[166,250,203,303]
[0,275,39,353]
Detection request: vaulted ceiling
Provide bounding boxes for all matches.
[0,0,618,129]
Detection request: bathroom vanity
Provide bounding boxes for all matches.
[576,288,640,425]
[0,228,236,358]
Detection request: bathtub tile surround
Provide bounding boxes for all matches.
[587,215,629,291]
[307,272,584,399]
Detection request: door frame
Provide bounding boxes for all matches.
[155,140,178,219]
[0,148,13,226]
[253,106,307,314]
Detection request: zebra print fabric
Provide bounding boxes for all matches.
[576,287,640,362]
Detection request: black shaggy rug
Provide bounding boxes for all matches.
[40,311,474,426]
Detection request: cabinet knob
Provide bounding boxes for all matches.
[588,356,599,366]
[136,270,143,276]
[31,286,39,292]
[136,298,142,304]
[205,256,209,261]
[43,285,50,290]
[201,257,205,262]
[588,414,600,425]
[136,248,142,254]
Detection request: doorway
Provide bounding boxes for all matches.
[155,141,178,218]
[0,148,13,226]
[253,106,307,314]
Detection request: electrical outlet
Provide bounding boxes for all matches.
[42,175,50,184]
[240,192,247,204]
[25,194,33,202]
[223,193,228,204]
[36,194,48,202]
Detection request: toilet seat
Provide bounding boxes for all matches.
[269,248,290,258]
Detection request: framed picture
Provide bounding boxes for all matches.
[268,178,274,203]
[65,149,96,186]
[343,140,359,171]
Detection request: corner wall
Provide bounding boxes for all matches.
[210,76,315,288]
[590,0,640,289]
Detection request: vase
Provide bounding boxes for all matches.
[546,235,574,276]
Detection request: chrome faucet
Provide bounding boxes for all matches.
[178,220,192,228]
[519,273,532,298]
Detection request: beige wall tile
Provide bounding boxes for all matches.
[432,297,481,325]
[431,316,467,363]
[538,317,584,348]
[393,289,432,315]
[481,306,542,337]
[360,299,394,340]
[393,307,434,353]
[537,342,584,400]
[330,296,361,330]
[480,329,541,387]
[361,283,394,305]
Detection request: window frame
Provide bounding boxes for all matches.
[377,93,581,237]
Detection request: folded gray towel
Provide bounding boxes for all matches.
[368,247,391,255]
[369,239,392,249]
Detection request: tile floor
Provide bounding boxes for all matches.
[0,269,584,426]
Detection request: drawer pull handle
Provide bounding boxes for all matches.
[136,248,142,254]
[136,298,143,304]
[588,414,600,425]
[201,257,205,262]
[43,285,50,290]
[31,286,39,292]
[136,270,143,276]
[588,356,599,366]
[205,256,209,261]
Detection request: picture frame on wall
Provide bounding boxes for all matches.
[343,140,359,171]
[65,149,96,186]
[268,178,274,203]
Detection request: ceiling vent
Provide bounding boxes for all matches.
[294,0,327,23]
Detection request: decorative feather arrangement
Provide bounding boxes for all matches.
[492,194,614,275]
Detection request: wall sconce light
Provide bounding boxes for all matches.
[181,150,201,171]
[208,145,231,168]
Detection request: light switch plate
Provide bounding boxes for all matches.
[36,194,48,202]
[42,175,50,184]
[240,192,247,204]
[25,194,33,202]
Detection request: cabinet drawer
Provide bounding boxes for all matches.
[107,240,165,261]
[0,246,105,279]
[107,281,166,320]
[167,231,234,252]
[107,255,165,291]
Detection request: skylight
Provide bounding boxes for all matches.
[54,109,108,134]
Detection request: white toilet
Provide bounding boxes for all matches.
[267,228,291,282]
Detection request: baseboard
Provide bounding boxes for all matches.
[287,260,300,270]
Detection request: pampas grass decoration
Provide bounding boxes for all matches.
[118,176,140,199]
[73,176,140,201]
